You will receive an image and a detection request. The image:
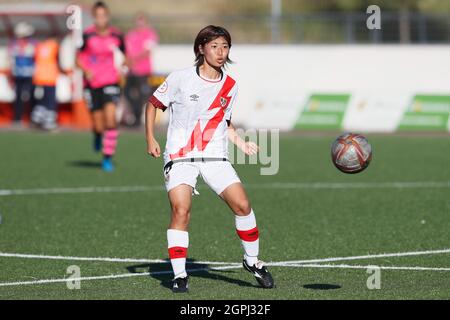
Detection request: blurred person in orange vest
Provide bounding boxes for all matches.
[124,13,159,127]
[31,37,60,131]
[8,22,37,127]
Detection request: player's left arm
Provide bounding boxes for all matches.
[116,33,128,70]
[227,121,259,156]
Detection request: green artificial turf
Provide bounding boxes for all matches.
[0,131,449,299]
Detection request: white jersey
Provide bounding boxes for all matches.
[150,66,238,165]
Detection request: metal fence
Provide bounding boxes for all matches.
[115,12,450,44]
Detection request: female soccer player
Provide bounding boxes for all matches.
[145,25,274,293]
[77,1,125,172]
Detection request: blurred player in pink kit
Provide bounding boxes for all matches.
[77,1,125,172]
[124,13,159,127]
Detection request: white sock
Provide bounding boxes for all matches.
[235,210,259,266]
[167,229,189,279]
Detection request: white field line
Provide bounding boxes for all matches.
[1,181,449,196]
[267,263,450,272]
[267,248,450,266]
[0,252,239,266]
[1,248,449,267]
[0,265,238,288]
[249,181,450,190]
[1,262,449,288]
[1,249,449,288]
[0,185,164,196]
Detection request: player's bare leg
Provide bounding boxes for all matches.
[168,184,193,231]
[104,102,116,129]
[220,182,251,216]
[91,110,104,153]
[101,102,119,172]
[220,182,275,289]
[167,184,192,292]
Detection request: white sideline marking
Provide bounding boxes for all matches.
[268,248,450,266]
[250,181,450,190]
[1,263,449,288]
[0,181,449,196]
[0,186,164,196]
[1,248,448,266]
[0,265,239,287]
[274,263,450,272]
[0,252,239,266]
[0,248,449,288]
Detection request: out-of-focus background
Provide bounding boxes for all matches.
[0,0,449,132]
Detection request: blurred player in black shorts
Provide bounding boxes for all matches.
[76,1,125,172]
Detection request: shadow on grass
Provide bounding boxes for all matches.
[303,283,342,290]
[126,259,258,290]
[67,160,102,169]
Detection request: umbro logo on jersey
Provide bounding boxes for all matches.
[190,94,199,102]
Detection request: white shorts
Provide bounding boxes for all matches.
[164,161,241,195]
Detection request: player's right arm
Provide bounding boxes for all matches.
[145,102,161,158]
[145,71,178,158]
[75,33,93,80]
[75,55,93,81]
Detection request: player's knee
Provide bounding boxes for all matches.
[234,199,251,216]
[105,122,116,130]
[172,206,190,222]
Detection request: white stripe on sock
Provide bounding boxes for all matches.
[167,229,189,248]
[235,210,256,231]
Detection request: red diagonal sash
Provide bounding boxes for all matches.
[170,76,235,160]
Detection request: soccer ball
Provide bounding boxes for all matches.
[331,133,372,174]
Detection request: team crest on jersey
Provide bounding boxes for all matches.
[190,94,199,102]
[220,97,228,107]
